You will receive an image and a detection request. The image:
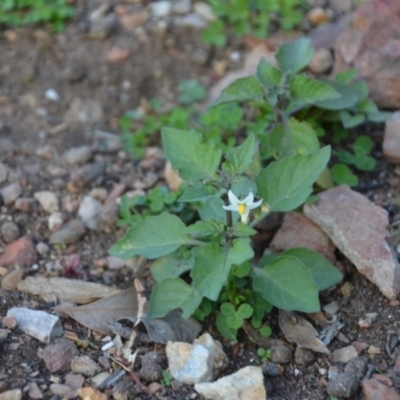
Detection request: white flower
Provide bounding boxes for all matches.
[223,190,263,224]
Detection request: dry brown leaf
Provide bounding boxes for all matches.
[18,276,120,304]
[164,160,183,191]
[279,309,330,355]
[56,288,138,335]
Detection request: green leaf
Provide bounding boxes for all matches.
[148,278,203,318]
[186,220,225,237]
[201,19,226,47]
[275,37,314,73]
[109,212,194,259]
[256,146,331,212]
[223,134,256,174]
[179,182,220,202]
[367,111,391,123]
[340,111,365,128]
[256,58,284,87]
[357,99,378,113]
[269,119,320,159]
[212,76,264,106]
[162,128,222,181]
[151,253,194,283]
[354,155,376,172]
[191,239,254,301]
[313,79,363,110]
[199,197,236,224]
[331,164,359,186]
[281,248,343,290]
[335,68,357,83]
[354,135,373,155]
[232,223,257,237]
[216,312,238,342]
[221,303,253,330]
[290,75,340,107]
[178,80,207,105]
[253,255,320,312]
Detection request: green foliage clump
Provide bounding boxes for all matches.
[202,0,306,46]
[111,38,388,342]
[0,0,75,31]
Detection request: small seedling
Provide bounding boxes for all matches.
[257,347,272,363]
[160,370,173,386]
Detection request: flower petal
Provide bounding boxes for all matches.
[242,191,254,204]
[247,198,263,210]
[223,204,238,211]
[228,190,240,206]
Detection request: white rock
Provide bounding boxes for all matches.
[195,366,266,400]
[48,212,64,232]
[78,196,102,230]
[175,13,207,28]
[166,341,214,384]
[36,242,50,255]
[193,2,216,21]
[172,0,191,15]
[193,333,228,375]
[7,307,63,343]
[149,1,172,19]
[0,183,22,205]
[34,191,59,213]
[0,389,22,400]
[45,89,60,102]
[64,145,92,165]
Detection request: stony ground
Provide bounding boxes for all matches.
[2,0,400,399]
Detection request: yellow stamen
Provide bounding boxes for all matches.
[238,203,246,215]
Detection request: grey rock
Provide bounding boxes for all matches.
[27,382,43,399]
[34,191,59,213]
[195,366,266,400]
[98,203,119,233]
[0,183,22,205]
[270,344,293,364]
[64,98,103,127]
[49,219,86,244]
[0,329,10,341]
[92,130,121,152]
[78,196,102,230]
[1,268,24,291]
[327,370,359,398]
[330,0,353,12]
[308,48,333,74]
[64,145,92,165]
[0,389,22,400]
[48,212,64,232]
[261,362,281,378]
[89,13,117,39]
[14,197,35,213]
[71,162,105,188]
[1,221,20,243]
[295,348,315,366]
[35,242,50,255]
[7,307,63,343]
[193,2,216,21]
[333,345,359,363]
[71,355,101,377]
[41,338,79,373]
[49,384,76,399]
[172,0,191,15]
[64,373,85,390]
[345,356,367,379]
[166,341,214,384]
[139,351,166,382]
[62,64,86,83]
[149,1,172,18]
[304,185,400,299]
[175,13,208,28]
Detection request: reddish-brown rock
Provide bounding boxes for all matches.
[363,379,400,400]
[304,185,400,299]
[334,0,400,108]
[383,111,400,164]
[271,211,336,262]
[0,237,38,269]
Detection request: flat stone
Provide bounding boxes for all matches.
[14,197,35,213]
[27,382,43,399]
[271,211,336,261]
[384,111,400,164]
[327,370,359,398]
[270,345,293,364]
[332,345,358,363]
[7,307,63,343]
[78,196,102,230]
[0,389,22,400]
[64,373,85,390]
[0,162,9,183]
[333,0,400,108]
[64,145,92,165]
[49,384,77,399]
[34,191,59,213]
[195,366,266,400]
[0,183,22,205]
[0,237,38,269]
[1,268,24,291]
[0,329,10,341]
[71,355,101,377]
[70,162,105,188]
[41,338,79,373]
[304,185,400,299]
[363,379,400,400]
[49,219,86,244]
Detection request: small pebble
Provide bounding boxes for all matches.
[1,221,20,243]
[45,89,60,102]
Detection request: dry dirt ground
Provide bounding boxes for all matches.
[1,1,400,400]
